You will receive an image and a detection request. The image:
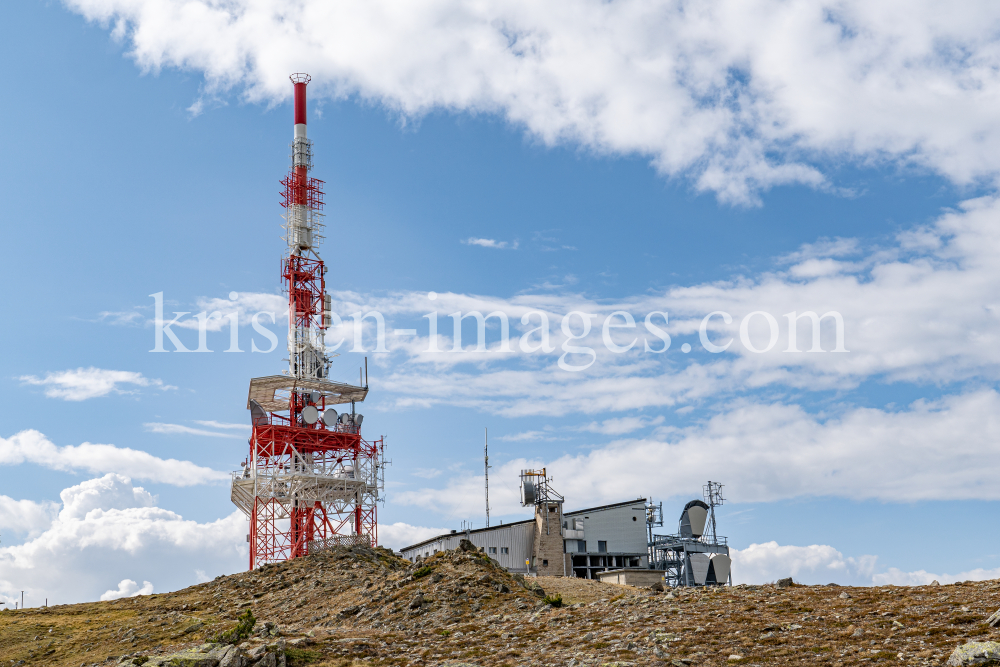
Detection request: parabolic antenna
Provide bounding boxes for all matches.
[322,408,338,426]
[249,399,268,427]
[521,480,536,505]
[301,405,319,425]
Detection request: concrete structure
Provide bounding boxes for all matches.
[400,498,648,578]
[597,569,667,587]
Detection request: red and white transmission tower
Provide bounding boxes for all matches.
[231,73,386,569]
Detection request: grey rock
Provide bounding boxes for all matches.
[776,577,793,588]
[218,645,242,667]
[650,581,664,592]
[852,628,865,637]
[946,642,1000,666]
[839,592,852,599]
[251,654,276,667]
[409,593,424,609]
[987,608,1000,628]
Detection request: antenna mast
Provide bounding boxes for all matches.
[484,427,491,528]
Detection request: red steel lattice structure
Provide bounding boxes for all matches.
[231,73,385,569]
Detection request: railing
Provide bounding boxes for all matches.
[650,533,728,547]
[308,534,372,552]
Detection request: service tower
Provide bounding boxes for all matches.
[231,74,386,569]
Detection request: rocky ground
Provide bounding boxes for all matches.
[1,541,999,667]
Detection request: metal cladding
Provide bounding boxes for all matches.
[679,499,710,538]
[709,553,732,584]
[231,73,386,570]
[688,552,711,584]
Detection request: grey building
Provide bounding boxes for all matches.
[399,498,648,579]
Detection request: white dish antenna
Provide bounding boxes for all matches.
[301,405,319,424]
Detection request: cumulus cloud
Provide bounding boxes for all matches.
[0,430,228,486]
[378,522,450,552]
[66,0,1000,203]
[100,579,154,601]
[18,367,172,401]
[0,474,246,605]
[733,541,1000,587]
[732,542,877,586]
[0,496,59,539]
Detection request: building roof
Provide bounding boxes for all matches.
[399,497,647,552]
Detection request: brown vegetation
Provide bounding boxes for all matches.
[1,544,998,666]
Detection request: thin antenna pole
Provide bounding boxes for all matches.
[484,427,490,528]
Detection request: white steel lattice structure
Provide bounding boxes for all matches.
[230,74,386,569]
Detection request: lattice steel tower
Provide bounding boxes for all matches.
[231,74,386,569]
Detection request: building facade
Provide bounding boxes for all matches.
[399,498,648,578]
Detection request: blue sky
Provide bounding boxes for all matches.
[2,0,1000,604]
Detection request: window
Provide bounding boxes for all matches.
[542,559,548,567]
[598,541,607,553]
[489,546,497,554]
[578,540,587,552]
[501,547,509,555]
[632,516,637,521]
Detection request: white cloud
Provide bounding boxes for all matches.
[193,420,251,432]
[378,522,450,552]
[0,496,59,539]
[301,196,1000,419]
[65,0,1000,203]
[732,542,878,586]
[581,415,664,436]
[497,430,558,442]
[873,566,1000,587]
[100,579,154,601]
[412,468,442,479]
[19,367,172,401]
[397,390,1000,513]
[462,238,518,249]
[144,423,245,439]
[0,474,246,606]
[0,430,228,486]
[732,541,1000,586]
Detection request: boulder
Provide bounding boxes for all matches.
[945,642,1000,666]
[145,643,234,667]
[987,608,1000,628]
[776,578,793,588]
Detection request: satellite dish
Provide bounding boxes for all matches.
[301,405,319,425]
[355,414,364,426]
[249,399,268,427]
[339,413,352,424]
[309,390,321,403]
[322,408,338,426]
[521,480,536,505]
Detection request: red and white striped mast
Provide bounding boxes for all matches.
[230,74,386,569]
